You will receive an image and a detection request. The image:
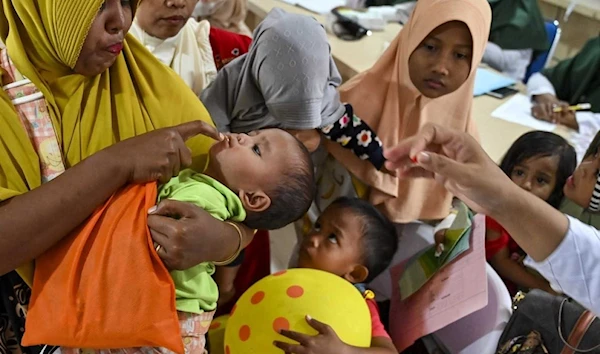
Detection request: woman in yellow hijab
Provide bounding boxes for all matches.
[0,1,247,352]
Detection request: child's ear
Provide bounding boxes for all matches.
[343,264,369,284]
[239,190,271,213]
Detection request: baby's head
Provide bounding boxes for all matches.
[500,131,576,208]
[297,197,398,284]
[563,131,600,211]
[206,129,315,229]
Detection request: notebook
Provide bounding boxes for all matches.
[473,68,517,97]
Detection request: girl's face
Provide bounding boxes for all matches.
[564,154,600,209]
[510,155,559,202]
[136,0,199,40]
[408,21,473,99]
[74,0,133,76]
[297,205,366,283]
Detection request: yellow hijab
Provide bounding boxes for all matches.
[0,0,215,282]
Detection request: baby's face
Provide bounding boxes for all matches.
[297,205,364,279]
[564,153,600,209]
[207,129,300,194]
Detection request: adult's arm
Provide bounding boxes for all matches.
[382,124,600,312]
[0,151,127,275]
[0,121,221,275]
[527,72,557,98]
[525,217,600,314]
[482,42,532,81]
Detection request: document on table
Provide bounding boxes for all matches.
[570,112,600,163]
[389,214,488,353]
[491,94,557,131]
[279,0,347,14]
[473,68,516,96]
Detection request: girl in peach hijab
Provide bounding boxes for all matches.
[312,0,491,226]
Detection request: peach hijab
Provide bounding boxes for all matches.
[327,0,491,223]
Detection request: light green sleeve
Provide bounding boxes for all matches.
[158,170,246,222]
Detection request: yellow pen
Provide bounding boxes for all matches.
[553,103,591,113]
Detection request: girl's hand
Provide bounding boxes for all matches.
[274,316,348,354]
[105,120,223,184]
[148,199,238,270]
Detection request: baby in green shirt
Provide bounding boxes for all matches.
[158,128,315,316]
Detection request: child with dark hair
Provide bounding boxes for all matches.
[560,130,600,229]
[486,131,576,295]
[274,197,398,353]
[160,128,315,330]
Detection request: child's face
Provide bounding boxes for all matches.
[564,154,600,209]
[297,205,367,284]
[510,155,559,202]
[408,21,473,99]
[207,129,301,201]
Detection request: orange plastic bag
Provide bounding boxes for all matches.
[22,183,183,353]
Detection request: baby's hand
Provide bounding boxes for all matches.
[434,229,447,257]
[274,315,348,354]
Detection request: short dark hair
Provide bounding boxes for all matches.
[244,138,315,230]
[499,131,576,209]
[330,197,398,283]
[584,130,600,159]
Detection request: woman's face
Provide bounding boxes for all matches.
[136,0,199,40]
[564,154,600,209]
[408,21,473,99]
[74,0,133,77]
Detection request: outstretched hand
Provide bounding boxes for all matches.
[383,123,512,216]
[106,120,223,184]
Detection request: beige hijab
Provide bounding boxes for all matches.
[129,18,217,96]
[202,0,252,37]
[327,0,491,223]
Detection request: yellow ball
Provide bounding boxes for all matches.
[224,268,371,354]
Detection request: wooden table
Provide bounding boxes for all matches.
[540,0,600,21]
[246,0,571,162]
[246,0,402,81]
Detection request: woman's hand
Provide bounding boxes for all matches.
[383,123,512,216]
[274,316,348,354]
[287,129,322,153]
[105,120,223,184]
[148,199,241,270]
[531,94,578,130]
[384,123,569,262]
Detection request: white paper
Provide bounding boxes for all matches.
[570,112,600,163]
[289,0,347,14]
[491,94,557,132]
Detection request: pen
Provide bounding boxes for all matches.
[552,103,591,113]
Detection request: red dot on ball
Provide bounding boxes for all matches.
[273,317,290,333]
[230,304,237,316]
[287,285,304,298]
[209,321,221,330]
[251,291,265,305]
[273,270,287,276]
[225,345,231,354]
[239,325,251,341]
